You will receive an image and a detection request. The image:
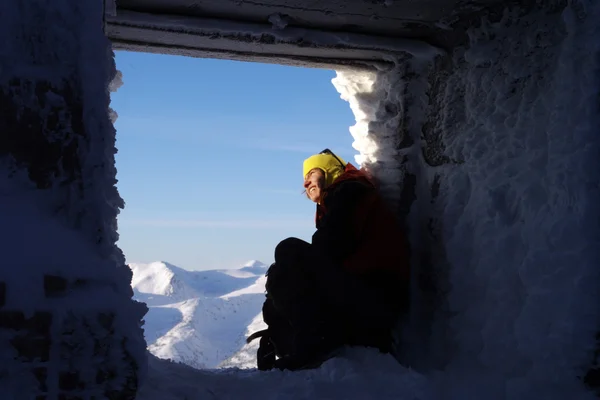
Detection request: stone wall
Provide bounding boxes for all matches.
[0,1,146,398]
[1,276,138,399]
[403,2,600,397]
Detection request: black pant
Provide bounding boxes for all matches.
[269,237,401,352]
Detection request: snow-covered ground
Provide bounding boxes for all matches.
[130,260,268,369]
[138,349,431,400]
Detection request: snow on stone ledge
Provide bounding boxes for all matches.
[331,65,409,206]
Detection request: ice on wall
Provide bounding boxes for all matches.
[415,3,599,399]
[331,65,410,209]
[109,68,123,123]
[0,0,147,396]
[0,0,596,398]
[333,1,599,398]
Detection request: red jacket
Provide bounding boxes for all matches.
[312,163,410,290]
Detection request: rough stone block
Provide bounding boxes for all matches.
[96,369,115,384]
[584,367,599,391]
[97,313,114,331]
[11,334,51,362]
[28,312,53,335]
[0,310,26,330]
[59,371,80,391]
[1,78,82,190]
[0,282,5,308]
[105,389,135,400]
[584,331,600,393]
[44,275,68,297]
[58,395,84,400]
[33,367,48,391]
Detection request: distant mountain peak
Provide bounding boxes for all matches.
[235,260,268,277]
[242,260,267,268]
[129,260,268,300]
[129,259,267,369]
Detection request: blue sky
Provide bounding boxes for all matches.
[112,51,357,270]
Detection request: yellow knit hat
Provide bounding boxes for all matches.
[303,151,347,187]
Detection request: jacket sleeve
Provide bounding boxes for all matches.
[311,180,373,263]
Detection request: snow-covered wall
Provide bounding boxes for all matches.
[335,2,599,398]
[332,65,408,211]
[0,1,146,399]
[2,0,598,398]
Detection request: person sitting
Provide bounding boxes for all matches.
[248,148,411,371]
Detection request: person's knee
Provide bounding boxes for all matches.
[274,237,309,262]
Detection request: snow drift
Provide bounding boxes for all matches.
[138,349,431,400]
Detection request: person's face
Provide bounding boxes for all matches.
[303,168,325,203]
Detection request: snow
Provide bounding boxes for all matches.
[223,260,270,278]
[330,2,599,399]
[131,261,265,301]
[0,1,146,398]
[138,348,431,400]
[408,3,599,399]
[130,261,268,369]
[104,0,117,18]
[109,68,123,123]
[221,275,267,299]
[268,13,290,30]
[0,172,136,314]
[331,67,406,206]
[128,2,600,397]
[219,312,267,369]
[2,0,598,399]
[110,10,443,61]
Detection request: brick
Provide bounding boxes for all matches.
[584,367,599,390]
[11,335,51,362]
[584,331,600,393]
[105,389,135,400]
[44,275,68,297]
[72,279,87,289]
[2,79,84,190]
[27,312,52,335]
[59,371,80,391]
[0,282,5,308]
[96,369,116,384]
[0,310,26,330]
[97,313,114,330]
[32,367,47,391]
[58,395,83,400]
[96,370,107,384]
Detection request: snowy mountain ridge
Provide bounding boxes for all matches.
[129,260,268,369]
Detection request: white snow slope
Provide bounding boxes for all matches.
[130,260,268,369]
[219,311,268,369]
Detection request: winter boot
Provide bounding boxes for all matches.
[273,328,342,371]
[256,334,276,371]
